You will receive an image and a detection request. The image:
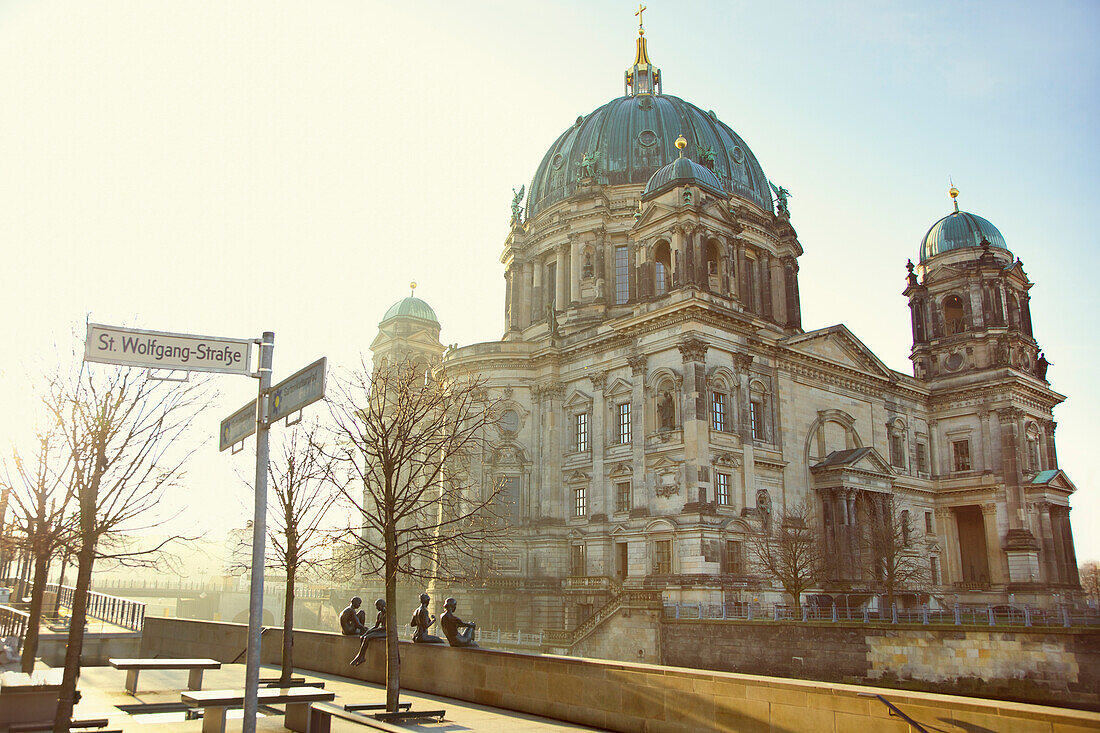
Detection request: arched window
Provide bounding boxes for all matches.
[705,239,722,292]
[944,294,966,335]
[1007,292,1020,330]
[654,241,671,295]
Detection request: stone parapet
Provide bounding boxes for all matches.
[142,617,1100,732]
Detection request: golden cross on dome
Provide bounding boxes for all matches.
[635,3,647,35]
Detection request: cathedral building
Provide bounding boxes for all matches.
[370,25,1080,632]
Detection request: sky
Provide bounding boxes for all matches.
[0,1,1097,564]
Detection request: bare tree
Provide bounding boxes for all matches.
[1080,561,1100,607]
[3,426,75,673]
[233,423,338,684]
[46,364,208,732]
[862,498,929,611]
[747,501,823,608]
[324,358,507,712]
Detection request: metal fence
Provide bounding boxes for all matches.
[663,601,1100,628]
[473,628,544,648]
[48,584,146,632]
[0,604,29,641]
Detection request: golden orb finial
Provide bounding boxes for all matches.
[949,185,959,213]
[675,134,687,157]
[410,281,417,296]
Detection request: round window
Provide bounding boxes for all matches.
[731,147,744,164]
[638,129,658,148]
[500,409,520,432]
[551,153,564,170]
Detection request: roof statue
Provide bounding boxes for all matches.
[579,150,601,180]
[770,181,791,216]
[510,185,525,225]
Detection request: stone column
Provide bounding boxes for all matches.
[995,407,1025,530]
[847,490,860,580]
[936,508,962,585]
[928,419,941,478]
[783,256,801,329]
[531,257,543,324]
[628,355,648,510]
[678,337,710,505]
[591,372,609,516]
[978,409,993,472]
[569,235,581,307]
[760,251,773,319]
[555,244,568,311]
[981,502,1005,585]
[1037,502,1058,584]
[733,352,755,507]
[505,266,520,332]
[531,385,545,521]
[968,279,985,328]
[770,256,785,325]
[522,261,534,328]
[1044,420,1058,469]
[671,225,684,289]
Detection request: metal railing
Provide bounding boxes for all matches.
[48,584,146,632]
[662,601,1100,628]
[472,628,543,648]
[0,604,29,641]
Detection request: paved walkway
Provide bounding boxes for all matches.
[58,662,600,732]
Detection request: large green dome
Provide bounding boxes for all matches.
[526,93,772,218]
[920,210,1009,262]
[380,295,438,326]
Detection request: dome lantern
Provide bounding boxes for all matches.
[624,4,662,97]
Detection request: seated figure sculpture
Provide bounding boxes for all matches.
[339,596,367,636]
[350,598,387,666]
[440,597,478,648]
[409,593,444,644]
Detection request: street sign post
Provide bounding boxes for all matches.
[219,357,327,452]
[219,401,257,452]
[270,357,327,422]
[85,323,253,375]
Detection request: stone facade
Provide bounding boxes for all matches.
[369,31,1081,637]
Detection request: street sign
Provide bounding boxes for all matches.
[269,357,327,422]
[85,323,253,376]
[218,357,327,451]
[219,401,257,452]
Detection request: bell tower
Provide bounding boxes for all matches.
[904,188,1042,383]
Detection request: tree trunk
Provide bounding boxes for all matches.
[280,565,295,684]
[53,547,94,733]
[20,550,50,674]
[384,524,400,713]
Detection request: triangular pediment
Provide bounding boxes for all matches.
[605,377,632,397]
[785,325,893,379]
[811,447,893,476]
[632,202,676,231]
[564,389,593,409]
[1029,469,1076,494]
[648,455,679,471]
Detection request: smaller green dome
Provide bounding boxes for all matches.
[920,210,1009,262]
[381,296,438,326]
[642,156,727,201]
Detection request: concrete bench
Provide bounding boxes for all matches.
[0,670,64,731]
[307,702,409,733]
[181,686,334,733]
[108,658,221,695]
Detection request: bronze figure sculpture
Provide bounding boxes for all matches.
[350,598,387,666]
[410,593,444,644]
[339,597,367,636]
[440,597,478,648]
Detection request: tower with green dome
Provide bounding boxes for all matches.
[370,282,444,371]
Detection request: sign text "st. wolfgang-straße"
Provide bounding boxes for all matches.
[85,323,253,376]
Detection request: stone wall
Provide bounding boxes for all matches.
[660,619,1100,710]
[140,617,1100,733]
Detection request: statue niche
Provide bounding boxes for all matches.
[657,389,676,431]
